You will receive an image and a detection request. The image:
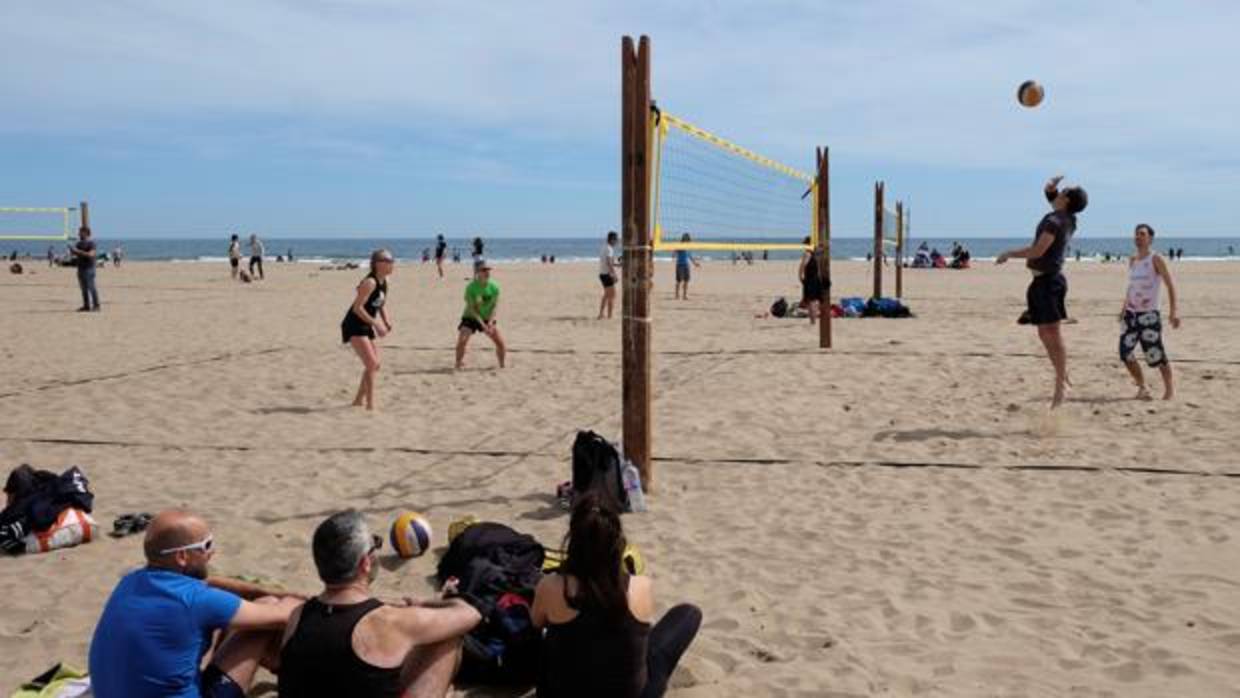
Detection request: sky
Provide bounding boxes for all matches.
[2,0,1238,239]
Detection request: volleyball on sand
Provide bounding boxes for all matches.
[1018,80,1045,108]
[390,511,432,558]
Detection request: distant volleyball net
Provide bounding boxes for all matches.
[650,111,816,251]
[0,207,72,241]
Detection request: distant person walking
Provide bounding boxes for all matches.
[1119,224,1180,400]
[996,174,1088,408]
[47,245,55,267]
[471,236,484,262]
[248,234,265,280]
[341,249,395,410]
[455,259,506,369]
[69,225,100,312]
[598,231,619,320]
[228,234,242,281]
[435,234,448,278]
[112,246,123,268]
[673,233,701,300]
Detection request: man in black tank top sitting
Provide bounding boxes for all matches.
[278,511,482,698]
[996,174,1088,408]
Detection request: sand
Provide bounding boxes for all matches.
[2,256,1239,696]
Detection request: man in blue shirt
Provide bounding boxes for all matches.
[89,510,302,698]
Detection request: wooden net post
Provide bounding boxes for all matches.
[816,147,831,349]
[873,182,884,299]
[79,201,90,230]
[895,201,904,299]
[621,36,654,491]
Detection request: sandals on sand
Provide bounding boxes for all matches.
[110,512,153,538]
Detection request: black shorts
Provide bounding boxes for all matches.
[599,273,617,288]
[200,665,245,698]
[675,265,690,283]
[801,276,824,303]
[459,317,493,334]
[1025,272,1067,325]
[229,258,239,268]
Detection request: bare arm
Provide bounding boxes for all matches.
[207,575,304,601]
[997,231,1055,264]
[351,278,380,325]
[393,598,482,645]
[798,252,809,281]
[228,596,301,630]
[530,575,555,628]
[1153,255,1181,327]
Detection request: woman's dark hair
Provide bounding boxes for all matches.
[562,491,628,619]
[1063,186,1088,214]
[1135,223,1156,238]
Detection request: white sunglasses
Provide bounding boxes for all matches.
[159,535,214,556]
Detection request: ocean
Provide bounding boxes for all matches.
[8,236,1240,264]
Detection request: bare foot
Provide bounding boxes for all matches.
[1162,387,1174,401]
[1051,383,1066,409]
[351,399,364,407]
[1135,385,1153,401]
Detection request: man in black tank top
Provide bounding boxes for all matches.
[278,511,482,698]
[996,175,1088,408]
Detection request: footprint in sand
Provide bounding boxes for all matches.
[1101,661,1143,682]
[949,612,976,633]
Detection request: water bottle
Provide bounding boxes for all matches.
[621,460,647,513]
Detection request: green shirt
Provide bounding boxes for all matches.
[463,278,500,321]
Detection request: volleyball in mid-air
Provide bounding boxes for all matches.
[1018,80,1044,108]
[389,511,432,558]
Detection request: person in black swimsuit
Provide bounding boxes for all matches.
[341,249,395,410]
[532,492,701,698]
[434,234,447,279]
[798,235,825,325]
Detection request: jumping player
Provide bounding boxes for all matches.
[996,175,1088,408]
[1119,223,1180,400]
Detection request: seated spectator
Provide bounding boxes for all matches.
[533,492,702,698]
[88,510,302,698]
[278,510,482,698]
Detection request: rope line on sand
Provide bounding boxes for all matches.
[4,436,1236,479]
[0,346,296,400]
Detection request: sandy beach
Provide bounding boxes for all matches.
[2,257,1239,696]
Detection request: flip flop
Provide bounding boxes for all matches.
[110,512,153,538]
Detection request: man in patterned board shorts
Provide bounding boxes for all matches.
[1119,223,1181,400]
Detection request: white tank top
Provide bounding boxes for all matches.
[1125,254,1160,312]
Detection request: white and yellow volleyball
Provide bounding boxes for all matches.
[389,511,432,558]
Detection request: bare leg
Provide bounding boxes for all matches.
[808,300,819,325]
[606,286,616,318]
[1036,323,1068,408]
[207,598,285,690]
[402,638,463,698]
[454,329,471,369]
[1124,359,1150,399]
[349,336,381,410]
[1158,363,1175,400]
[488,327,507,368]
[597,291,607,319]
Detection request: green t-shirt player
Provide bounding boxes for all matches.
[456,259,507,369]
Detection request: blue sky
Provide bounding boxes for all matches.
[2,1,1237,239]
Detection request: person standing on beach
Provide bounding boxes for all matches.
[434,234,447,279]
[1119,223,1180,400]
[68,225,100,311]
[248,234,265,280]
[798,236,824,324]
[341,249,395,410]
[673,233,701,300]
[471,236,484,261]
[455,258,505,369]
[228,234,241,281]
[598,231,619,320]
[996,175,1088,408]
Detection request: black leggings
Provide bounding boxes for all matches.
[641,604,702,698]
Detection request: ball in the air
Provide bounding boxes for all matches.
[1018,80,1044,108]
[390,511,432,558]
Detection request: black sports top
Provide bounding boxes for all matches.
[278,598,403,698]
[1028,211,1076,274]
[539,574,650,698]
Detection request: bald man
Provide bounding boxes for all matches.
[89,510,302,698]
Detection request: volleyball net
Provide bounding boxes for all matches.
[650,111,817,252]
[0,207,73,241]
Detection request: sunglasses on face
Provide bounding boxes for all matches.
[368,534,383,555]
[159,535,214,556]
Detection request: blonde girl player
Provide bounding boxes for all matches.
[1119,224,1180,400]
[340,249,395,409]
